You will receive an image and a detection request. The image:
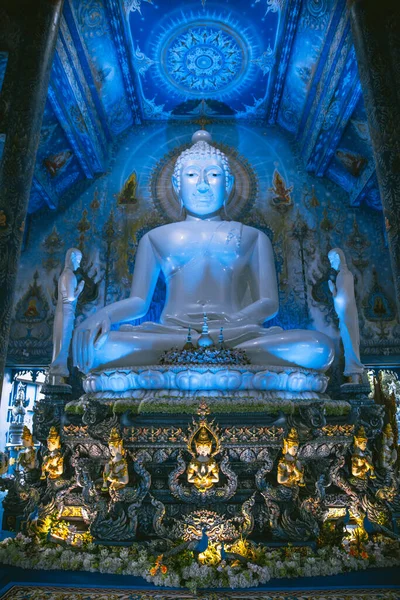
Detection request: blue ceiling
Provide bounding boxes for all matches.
[0,0,381,213]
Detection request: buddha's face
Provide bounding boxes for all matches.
[177,157,232,218]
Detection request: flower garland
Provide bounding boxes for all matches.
[0,533,399,592]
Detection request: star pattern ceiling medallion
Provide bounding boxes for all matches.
[154,16,254,100]
[166,27,243,95]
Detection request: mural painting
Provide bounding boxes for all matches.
[8,122,398,392]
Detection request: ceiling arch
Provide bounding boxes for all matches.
[0,0,381,214]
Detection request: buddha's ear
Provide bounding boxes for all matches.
[226,173,234,197]
[172,174,179,197]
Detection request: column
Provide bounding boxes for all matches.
[0,0,64,389]
[348,0,400,317]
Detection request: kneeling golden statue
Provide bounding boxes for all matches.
[351,426,376,480]
[40,426,64,480]
[277,428,305,488]
[102,427,129,492]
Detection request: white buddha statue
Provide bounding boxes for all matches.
[73,131,334,374]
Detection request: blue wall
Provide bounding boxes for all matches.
[8,123,399,385]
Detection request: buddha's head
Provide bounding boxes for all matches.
[283,428,299,457]
[195,426,213,457]
[66,247,82,271]
[172,131,234,218]
[108,427,125,458]
[22,425,33,449]
[47,426,61,452]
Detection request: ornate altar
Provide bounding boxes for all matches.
[4,131,399,566]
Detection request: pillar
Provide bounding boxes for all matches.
[0,0,64,389]
[348,0,400,317]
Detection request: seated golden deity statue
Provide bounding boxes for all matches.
[351,426,376,480]
[40,426,64,480]
[18,426,38,472]
[187,425,220,493]
[277,428,305,488]
[102,428,129,492]
[381,424,397,471]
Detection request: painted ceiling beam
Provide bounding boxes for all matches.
[62,1,113,144]
[349,161,376,207]
[325,164,353,193]
[267,0,302,124]
[57,19,108,163]
[30,175,58,212]
[307,46,362,177]
[48,39,106,179]
[47,77,94,180]
[298,0,350,160]
[105,0,142,124]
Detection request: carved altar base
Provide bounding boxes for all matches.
[7,360,399,551]
[50,393,394,545]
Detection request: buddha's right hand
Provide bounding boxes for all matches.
[73,313,111,373]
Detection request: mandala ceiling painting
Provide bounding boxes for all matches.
[3,0,381,214]
[130,3,275,117]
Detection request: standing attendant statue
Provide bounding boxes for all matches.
[328,248,364,383]
[49,248,84,381]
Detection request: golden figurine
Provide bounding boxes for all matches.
[351,426,376,480]
[102,428,129,492]
[118,171,138,205]
[381,424,397,472]
[18,426,38,472]
[40,427,64,480]
[277,428,305,488]
[269,169,293,208]
[187,422,220,493]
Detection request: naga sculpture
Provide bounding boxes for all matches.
[150,493,255,542]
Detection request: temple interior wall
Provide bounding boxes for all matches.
[7,121,399,392]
